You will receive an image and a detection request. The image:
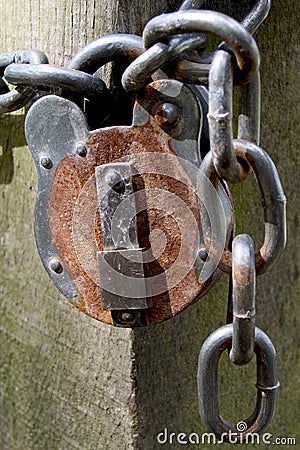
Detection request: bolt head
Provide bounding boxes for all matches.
[198,248,209,262]
[40,157,53,169]
[154,103,181,129]
[104,170,126,194]
[76,143,87,157]
[49,257,63,274]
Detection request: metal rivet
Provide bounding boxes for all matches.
[154,102,181,128]
[76,143,87,157]
[198,248,209,262]
[49,257,63,274]
[104,169,126,194]
[40,157,53,169]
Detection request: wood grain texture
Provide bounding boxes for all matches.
[0,1,299,449]
[0,1,177,449]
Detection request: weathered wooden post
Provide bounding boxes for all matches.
[0,1,299,449]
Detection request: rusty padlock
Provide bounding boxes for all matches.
[25,79,234,326]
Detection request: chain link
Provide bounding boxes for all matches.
[201,141,287,275]
[198,324,280,442]
[230,234,256,365]
[122,10,260,92]
[4,64,107,100]
[68,34,143,73]
[0,50,48,114]
[122,33,206,92]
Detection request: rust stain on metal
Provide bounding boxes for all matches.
[47,117,224,325]
[233,262,254,288]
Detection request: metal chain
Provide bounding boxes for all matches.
[121,0,284,440]
[179,1,284,440]
[0,0,286,441]
[0,1,266,115]
[198,324,280,441]
[0,50,48,114]
[230,234,256,365]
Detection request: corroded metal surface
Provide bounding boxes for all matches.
[25,81,234,327]
[47,116,220,325]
